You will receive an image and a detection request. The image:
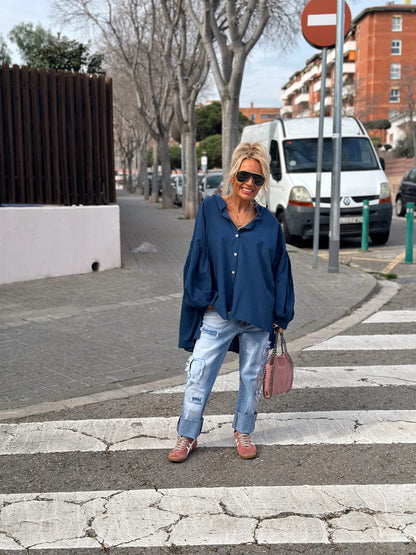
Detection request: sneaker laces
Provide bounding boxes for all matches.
[235,432,253,447]
[174,435,192,450]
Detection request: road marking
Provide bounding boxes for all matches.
[305,334,416,350]
[154,364,416,394]
[0,484,415,549]
[382,251,405,274]
[363,309,416,323]
[2,410,416,455]
[308,14,337,26]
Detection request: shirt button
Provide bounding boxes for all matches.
[234,252,237,256]
[235,234,239,238]
[232,270,235,274]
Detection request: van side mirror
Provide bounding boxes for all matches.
[379,157,385,171]
[270,160,282,182]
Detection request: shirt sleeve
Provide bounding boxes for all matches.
[273,230,295,330]
[182,203,218,309]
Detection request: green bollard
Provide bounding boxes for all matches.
[361,200,369,251]
[405,202,414,264]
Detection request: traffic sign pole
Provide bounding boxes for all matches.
[328,0,346,274]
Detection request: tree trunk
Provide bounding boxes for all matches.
[159,134,174,208]
[137,139,148,197]
[183,127,199,219]
[127,153,134,192]
[151,138,159,203]
[221,94,241,177]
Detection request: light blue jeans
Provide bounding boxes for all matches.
[177,310,270,439]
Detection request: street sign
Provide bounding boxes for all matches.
[301,0,351,49]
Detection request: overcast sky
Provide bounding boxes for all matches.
[0,0,395,107]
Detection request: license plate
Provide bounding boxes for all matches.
[339,216,363,224]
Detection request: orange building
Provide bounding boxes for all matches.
[280,3,416,129]
[239,102,280,123]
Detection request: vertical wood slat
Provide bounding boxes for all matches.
[0,66,6,203]
[98,75,109,204]
[48,69,60,204]
[2,65,15,203]
[12,66,25,203]
[39,68,52,204]
[1,64,115,206]
[83,74,94,204]
[106,77,116,203]
[90,75,101,204]
[29,68,43,203]
[57,71,69,205]
[21,67,34,204]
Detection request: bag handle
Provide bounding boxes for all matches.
[269,329,287,359]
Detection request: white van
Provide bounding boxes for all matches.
[241,116,392,245]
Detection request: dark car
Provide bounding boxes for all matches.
[396,166,416,217]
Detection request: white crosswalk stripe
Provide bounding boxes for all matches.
[1,299,416,551]
[2,409,416,455]
[1,484,416,549]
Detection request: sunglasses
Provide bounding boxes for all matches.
[235,171,265,187]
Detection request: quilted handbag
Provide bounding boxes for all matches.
[263,330,293,398]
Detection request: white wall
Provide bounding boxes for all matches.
[0,205,121,285]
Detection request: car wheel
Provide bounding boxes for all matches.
[370,231,390,245]
[277,211,302,246]
[395,195,405,217]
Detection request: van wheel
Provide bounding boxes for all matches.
[278,211,300,245]
[370,231,390,245]
[395,195,405,217]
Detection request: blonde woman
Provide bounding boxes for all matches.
[169,142,295,462]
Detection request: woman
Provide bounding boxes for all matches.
[168,142,295,462]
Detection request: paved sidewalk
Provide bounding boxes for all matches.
[0,191,377,412]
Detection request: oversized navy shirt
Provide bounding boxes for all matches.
[179,194,295,352]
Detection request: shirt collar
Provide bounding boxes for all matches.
[214,194,264,227]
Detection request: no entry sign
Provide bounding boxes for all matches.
[301,0,351,49]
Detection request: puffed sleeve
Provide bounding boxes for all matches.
[273,230,295,330]
[182,203,218,309]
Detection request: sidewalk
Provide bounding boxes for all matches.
[0,191,378,413]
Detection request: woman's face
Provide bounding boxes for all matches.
[232,158,264,202]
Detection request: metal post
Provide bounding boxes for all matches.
[405,202,414,264]
[361,200,369,251]
[328,0,345,274]
[312,47,328,269]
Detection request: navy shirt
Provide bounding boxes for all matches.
[179,194,295,352]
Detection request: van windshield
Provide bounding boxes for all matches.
[283,137,379,173]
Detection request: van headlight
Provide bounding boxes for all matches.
[379,182,391,204]
[289,186,313,207]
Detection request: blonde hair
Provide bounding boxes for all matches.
[223,142,270,195]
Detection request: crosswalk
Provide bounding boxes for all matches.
[1,302,415,551]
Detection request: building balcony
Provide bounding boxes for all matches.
[300,65,319,85]
[343,63,355,74]
[294,93,310,105]
[325,96,333,107]
[313,78,331,92]
[280,105,293,116]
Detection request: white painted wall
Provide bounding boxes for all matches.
[0,205,121,285]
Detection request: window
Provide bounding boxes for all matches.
[390,88,400,103]
[392,15,402,31]
[390,63,401,79]
[391,40,401,55]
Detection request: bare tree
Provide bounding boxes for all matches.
[161,0,209,218]
[401,64,416,163]
[55,0,176,207]
[185,0,305,175]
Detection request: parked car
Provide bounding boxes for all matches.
[395,166,416,217]
[200,171,223,200]
[170,174,184,206]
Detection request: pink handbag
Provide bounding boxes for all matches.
[263,331,293,398]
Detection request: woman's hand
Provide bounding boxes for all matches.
[207,305,214,310]
[273,324,284,333]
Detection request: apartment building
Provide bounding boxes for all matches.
[239,102,280,123]
[281,2,416,137]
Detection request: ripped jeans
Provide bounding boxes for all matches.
[177,310,270,439]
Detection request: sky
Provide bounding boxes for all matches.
[0,0,397,108]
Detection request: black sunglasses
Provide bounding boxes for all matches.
[235,171,265,187]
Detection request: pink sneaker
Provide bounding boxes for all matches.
[168,435,197,462]
[234,430,256,459]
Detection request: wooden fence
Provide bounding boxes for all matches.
[0,64,115,206]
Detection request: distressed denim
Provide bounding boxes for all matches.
[177,310,270,439]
